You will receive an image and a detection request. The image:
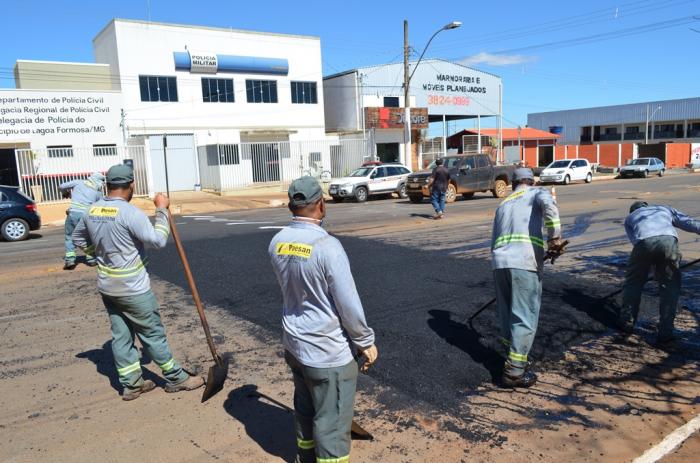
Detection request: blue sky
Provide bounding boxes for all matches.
[2,0,699,133]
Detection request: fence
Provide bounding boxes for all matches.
[15,145,148,203]
[197,138,372,192]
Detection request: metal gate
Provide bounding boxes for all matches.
[15,145,148,203]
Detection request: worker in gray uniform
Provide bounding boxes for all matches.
[491,168,564,388]
[618,201,700,344]
[269,176,377,463]
[59,172,105,269]
[73,164,204,401]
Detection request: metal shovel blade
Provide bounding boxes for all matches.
[351,420,374,441]
[201,355,229,403]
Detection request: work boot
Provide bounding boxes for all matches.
[615,316,635,335]
[656,330,678,347]
[501,370,538,388]
[85,258,98,267]
[63,260,77,271]
[122,380,156,401]
[165,375,204,393]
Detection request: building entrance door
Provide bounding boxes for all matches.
[377,143,399,163]
[0,149,19,186]
[250,143,281,183]
[538,146,554,167]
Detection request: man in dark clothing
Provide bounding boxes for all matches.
[428,158,450,220]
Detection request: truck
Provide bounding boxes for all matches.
[405,154,516,203]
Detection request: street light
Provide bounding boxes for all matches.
[645,104,661,144]
[403,20,461,169]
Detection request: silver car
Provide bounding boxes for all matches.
[619,157,665,178]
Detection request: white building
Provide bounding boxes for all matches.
[0,19,359,200]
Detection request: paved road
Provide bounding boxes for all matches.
[4,175,699,410]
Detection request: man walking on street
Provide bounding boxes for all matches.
[428,157,450,220]
[269,176,377,463]
[60,172,105,270]
[618,201,700,344]
[73,164,203,401]
[491,168,563,388]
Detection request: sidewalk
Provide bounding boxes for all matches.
[38,188,291,226]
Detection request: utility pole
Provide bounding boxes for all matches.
[403,20,411,169]
[120,109,128,146]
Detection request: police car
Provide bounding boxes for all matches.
[328,162,412,202]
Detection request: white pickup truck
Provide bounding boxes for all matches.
[328,162,412,202]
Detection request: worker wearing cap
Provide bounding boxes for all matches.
[491,168,563,388]
[618,201,700,344]
[269,176,377,463]
[72,164,204,401]
[59,172,105,270]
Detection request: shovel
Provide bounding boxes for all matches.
[600,256,700,301]
[168,209,229,402]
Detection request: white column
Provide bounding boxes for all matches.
[442,114,447,158]
[618,143,622,167]
[477,114,481,153]
[498,82,503,164]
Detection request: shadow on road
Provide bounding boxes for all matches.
[223,384,296,462]
[76,341,164,393]
[427,309,503,383]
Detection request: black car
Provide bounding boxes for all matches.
[0,185,41,241]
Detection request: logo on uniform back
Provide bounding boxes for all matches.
[89,206,119,221]
[276,242,313,258]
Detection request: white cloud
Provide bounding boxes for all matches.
[458,52,537,67]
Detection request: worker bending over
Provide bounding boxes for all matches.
[269,176,377,463]
[618,201,700,344]
[73,164,203,400]
[491,168,564,388]
[59,172,105,269]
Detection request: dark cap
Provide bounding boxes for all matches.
[512,167,534,182]
[106,164,134,185]
[629,201,648,213]
[288,176,323,207]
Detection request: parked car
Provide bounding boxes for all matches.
[328,162,411,202]
[0,185,41,241]
[539,158,593,185]
[619,157,665,178]
[405,154,515,203]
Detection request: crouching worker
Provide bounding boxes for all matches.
[72,164,204,400]
[269,176,378,463]
[60,172,105,269]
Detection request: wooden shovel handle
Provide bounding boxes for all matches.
[167,209,222,366]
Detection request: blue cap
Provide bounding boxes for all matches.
[106,164,134,185]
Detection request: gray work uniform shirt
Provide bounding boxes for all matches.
[59,179,103,214]
[72,197,170,297]
[491,185,561,273]
[625,205,700,245]
[269,220,375,369]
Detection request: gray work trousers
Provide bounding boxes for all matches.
[494,268,543,377]
[620,236,681,338]
[101,290,188,391]
[285,351,358,463]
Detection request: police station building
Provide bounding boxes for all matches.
[0,19,365,202]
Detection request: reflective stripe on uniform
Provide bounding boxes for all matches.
[154,224,169,237]
[499,337,511,347]
[544,218,561,228]
[493,234,545,249]
[65,251,77,258]
[117,361,141,377]
[84,245,95,255]
[297,438,315,450]
[317,456,349,463]
[97,259,149,278]
[70,201,90,210]
[508,351,528,363]
[501,189,526,204]
[159,358,176,372]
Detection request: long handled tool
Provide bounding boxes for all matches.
[466,240,569,327]
[249,390,374,441]
[168,209,229,402]
[599,256,700,301]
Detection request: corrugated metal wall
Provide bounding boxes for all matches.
[528,97,700,144]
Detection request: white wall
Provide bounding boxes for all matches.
[323,72,358,132]
[94,20,326,137]
[0,89,122,150]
